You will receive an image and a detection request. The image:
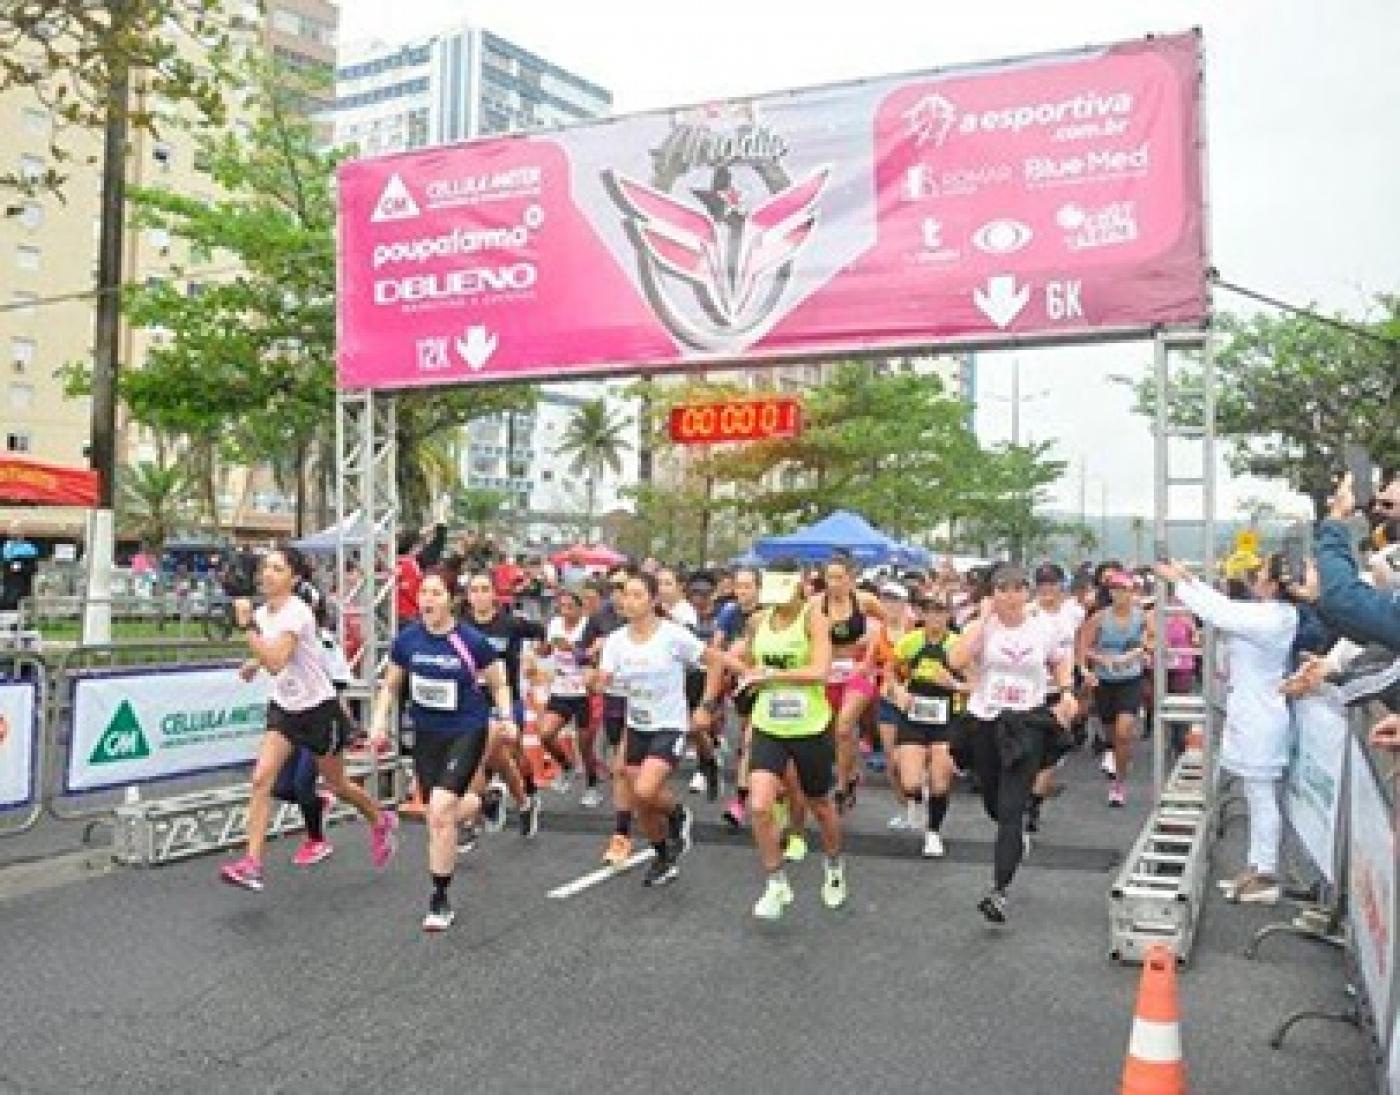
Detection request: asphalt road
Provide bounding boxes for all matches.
[0,746,1376,1094]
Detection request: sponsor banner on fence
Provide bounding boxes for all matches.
[0,683,36,810]
[338,32,1205,390]
[67,669,269,793]
[1348,737,1395,1029]
[1283,695,1349,884]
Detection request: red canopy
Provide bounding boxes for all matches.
[0,457,100,507]
[550,543,626,567]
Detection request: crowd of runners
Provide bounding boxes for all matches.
[218,546,1189,932]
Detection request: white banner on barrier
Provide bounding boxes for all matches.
[1348,737,1395,1031]
[1283,695,1349,885]
[0,683,36,809]
[67,668,269,793]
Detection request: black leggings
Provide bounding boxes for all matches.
[970,715,1046,891]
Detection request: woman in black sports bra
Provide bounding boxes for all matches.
[818,555,884,813]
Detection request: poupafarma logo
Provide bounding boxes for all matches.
[370,174,421,223]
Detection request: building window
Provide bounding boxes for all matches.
[10,292,37,319]
[21,108,47,136]
[6,432,31,454]
[146,227,171,254]
[11,338,36,371]
[18,155,44,184]
[16,203,43,230]
[152,141,172,169]
[15,245,40,271]
[7,383,33,411]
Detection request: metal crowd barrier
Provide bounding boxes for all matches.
[0,638,406,865]
[1246,698,1396,1090]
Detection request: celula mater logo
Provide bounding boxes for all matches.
[370,173,421,224]
[89,700,151,765]
[602,101,829,354]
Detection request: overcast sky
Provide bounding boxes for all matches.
[341,0,1400,521]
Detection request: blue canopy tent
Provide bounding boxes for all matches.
[893,541,933,569]
[292,511,367,555]
[752,510,899,565]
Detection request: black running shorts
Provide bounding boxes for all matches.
[749,729,835,799]
[1095,678,1144,722]
[266,698,345,758]
[623,728,686,769]
[545,694,589,728]
[414,728,489,798]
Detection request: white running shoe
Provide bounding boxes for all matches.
[753,876,794,921]
[688,769,706,795]
[579,785,603,809]
[887,813,912,831]
[922,831,945,859]
[1100,751,1118,778]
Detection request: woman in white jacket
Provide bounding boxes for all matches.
[1155,556,1299,905]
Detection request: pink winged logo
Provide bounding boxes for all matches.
[602,166,830,351]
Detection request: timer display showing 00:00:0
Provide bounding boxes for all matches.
[671,399,801,443]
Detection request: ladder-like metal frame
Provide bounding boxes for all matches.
[1109,328,1219,964]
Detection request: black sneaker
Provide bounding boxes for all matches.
[519,794,541,839]
[422,893,455,932]
[457,825,480,855]
[977,888,1008,925]
[482,789,504,833]
[668,804,694,859]
[643,853,680,887]
[701,756,721,802]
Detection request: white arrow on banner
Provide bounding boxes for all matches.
[456,326,499,370]
[973,275,1030,329]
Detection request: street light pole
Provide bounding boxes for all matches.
[82,0,130,645]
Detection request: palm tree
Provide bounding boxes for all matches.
[119,461,191,548]
[556,399,633,541]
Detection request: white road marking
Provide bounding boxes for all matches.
[547,849,655,899]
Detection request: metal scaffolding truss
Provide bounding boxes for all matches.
[335,389,398,693]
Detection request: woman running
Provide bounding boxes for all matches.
[1154,557,1297,905]
[821,554,885,813]
[890,592,967,859]
[1078,569,1153,807]
[875,581,918,830]
[595,572,708,887]
[720,560,847,920]
[537,589,602,805]
[369,569,513,930]
[221,546,397,893]
[717,567,762,828]
[949,564,1076,924]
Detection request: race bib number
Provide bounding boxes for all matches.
[987,673,1032,709]
[829,658,855,684]
[908,695,949,725]
[410,673,457,711]
[766,690,810,722]
[627,684,656,727]
[1102,652,1140,675]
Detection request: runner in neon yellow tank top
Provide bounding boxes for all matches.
[720,559,848,921]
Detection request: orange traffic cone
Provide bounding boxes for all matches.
[1184,726,1205,754]
[522,708,561,786]
[1121,944,1187,1094]
[398,778,426,820]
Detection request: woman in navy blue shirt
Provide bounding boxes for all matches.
[370,570,514,932]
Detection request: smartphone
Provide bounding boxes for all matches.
[1344,443,1374,511]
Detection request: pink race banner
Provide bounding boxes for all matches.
[337,32,1206,390]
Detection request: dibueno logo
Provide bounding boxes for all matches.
[601,101,829,354]
[373,263,538,305]
[370,174,421,223]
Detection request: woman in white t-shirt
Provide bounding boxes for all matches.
[949,564,1077,925]
[537,589,601,804]
[220,546,398,893]
[596,572,717,889]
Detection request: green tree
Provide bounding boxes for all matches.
[557,399,633,541]
[453,487,508,535]
[118,460,190,546]
[1,0,231,196]
[1134,302,1400,516]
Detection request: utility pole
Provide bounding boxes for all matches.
[83,0,131,645]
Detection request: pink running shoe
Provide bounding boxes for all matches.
[369,809,399,869]
[292,838,334,867]
[220,855,264,892]
[1108,781,1127,808]
[722,798,746,830]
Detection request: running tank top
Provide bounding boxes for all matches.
[1096,608,1145,682]
[825,593,867,647]
[750,606,831,738]
[968,614,1056,720]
